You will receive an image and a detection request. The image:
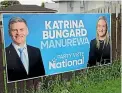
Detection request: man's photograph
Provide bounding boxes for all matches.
[4,16,45,82]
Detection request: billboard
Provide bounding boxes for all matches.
[2,13,111,83]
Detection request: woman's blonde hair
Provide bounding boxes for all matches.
[96,16,110,49]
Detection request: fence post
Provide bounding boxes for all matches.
[116,4,121,60]
[117,13,121,60]
[0,25,6,93]
[111,13,117,61]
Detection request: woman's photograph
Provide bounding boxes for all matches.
[88,16,111,67]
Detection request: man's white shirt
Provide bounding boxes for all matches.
[12,42,29,74]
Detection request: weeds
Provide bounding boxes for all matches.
[28,60,120,93]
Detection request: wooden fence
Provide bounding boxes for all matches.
[0,3,121,93]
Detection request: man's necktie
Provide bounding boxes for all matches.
[18,48,28,74]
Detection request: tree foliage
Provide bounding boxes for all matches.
[41,2,45,8]
[0,0,21,8]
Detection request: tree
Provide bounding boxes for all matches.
[0,0,21,8]
[41,2,45,8]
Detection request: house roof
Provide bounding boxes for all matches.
[0,5,57,13]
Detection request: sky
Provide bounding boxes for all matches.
[0,0,53,6]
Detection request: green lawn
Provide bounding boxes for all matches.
[88,78,120,93]
[67,78,120,93]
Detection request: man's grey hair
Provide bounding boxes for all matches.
[8,17,27,31]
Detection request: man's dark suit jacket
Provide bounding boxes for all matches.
[6,44,45,82]
[88,38,110,67]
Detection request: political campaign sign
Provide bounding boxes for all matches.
[2,13,110,82]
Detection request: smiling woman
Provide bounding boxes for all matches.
[87,16,111,67]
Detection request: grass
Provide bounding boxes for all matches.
[29,60,121,93]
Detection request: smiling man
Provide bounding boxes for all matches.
[6,17,45,82]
